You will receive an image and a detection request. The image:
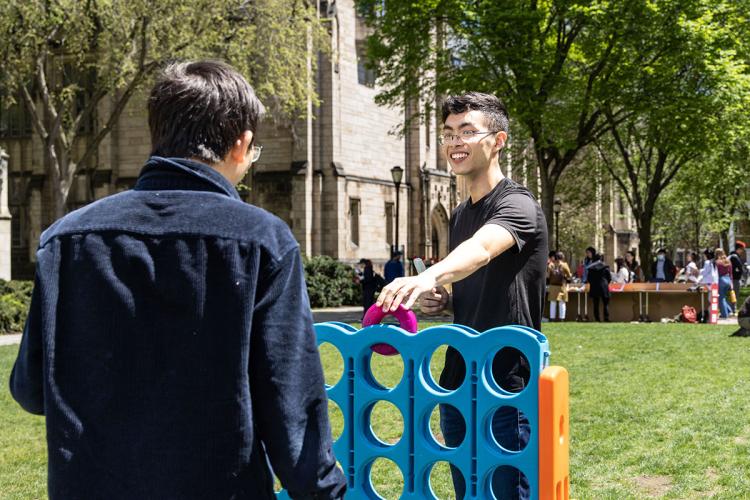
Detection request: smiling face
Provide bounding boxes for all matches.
[442,110,506,178]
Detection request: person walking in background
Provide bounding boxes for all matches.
[625,250,644,282]
[358,258,378,317]
[547,251,572,322]
[587,254,612,322]
[384,250,405,284]
[9,60,346,500]
[730,243,746,295]
[613,257,630,284]
[651,248,676,283]
[715,248,734,318]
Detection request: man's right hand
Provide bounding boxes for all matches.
[419,285,450,315]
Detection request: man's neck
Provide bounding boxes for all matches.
[468,163,505,204]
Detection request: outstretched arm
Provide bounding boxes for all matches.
[377,223,516,312]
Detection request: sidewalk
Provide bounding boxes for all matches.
[0,334,22,346]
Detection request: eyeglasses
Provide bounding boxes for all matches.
[250,145,263,163]
[438,130,498,145]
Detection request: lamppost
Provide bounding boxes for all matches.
[553,197,562,251]
[390,165,403,256]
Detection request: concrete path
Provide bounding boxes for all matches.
[0,334,22,346]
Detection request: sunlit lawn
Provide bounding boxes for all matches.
[2,321,750,499]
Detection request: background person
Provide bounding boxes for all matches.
[547,251,572,322]
[651,248,676,283]
[587,254,612,322]
[384,250,405,284]
[730,243,746,295]
[700,248,719,285]
[358,258,379,317]
[613,257,630,284]
[684,252,701,284]
[625,250,644,282]
[715,248,734,318]
[582,246,596,283]
[9,61,345,499]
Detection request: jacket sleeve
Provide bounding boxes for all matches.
[9,272,45,415]
[250,246,346,499]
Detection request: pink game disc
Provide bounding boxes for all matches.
[362,304,418,356]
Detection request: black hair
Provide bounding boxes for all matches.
[555,251,565,261]
[703,248,715,260]
[586,246,597,256]
[148,60,265,163]
[441,92,510,134]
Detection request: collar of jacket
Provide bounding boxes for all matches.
[135,156,242,201]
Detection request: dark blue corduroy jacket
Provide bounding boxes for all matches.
[9,157,346,499]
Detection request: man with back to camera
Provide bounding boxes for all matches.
[10,60,346,500]
[376,92,547,499]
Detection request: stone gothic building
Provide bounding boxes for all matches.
[0,0,458,279]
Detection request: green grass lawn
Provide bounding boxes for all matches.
[2,322,749,499]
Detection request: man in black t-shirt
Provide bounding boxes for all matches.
[376,93,547,500]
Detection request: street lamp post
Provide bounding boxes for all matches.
[553,197,562,251]
[390,166,403,256]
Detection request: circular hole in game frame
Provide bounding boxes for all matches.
[369,457,404,499]
[368,400,404,446]
[427,344,466,392]
[328,399,344,442]
[429,461,465,499]
[368,348,404,390]
[318,342,343,388]
[489,346,530,394]
[428,403,465,449]
[489,465,530,499]
[489,406,531,453]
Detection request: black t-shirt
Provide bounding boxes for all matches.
[439,178,548,391]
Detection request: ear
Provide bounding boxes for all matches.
[229,130,254,164]
[494,131,508,151]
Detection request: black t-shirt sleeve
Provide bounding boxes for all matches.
[485,192,539,252]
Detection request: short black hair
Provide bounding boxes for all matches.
[441,92,509,134]
[148,60,265,163]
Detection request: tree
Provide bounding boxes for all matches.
[594,1,750,277]
[357,0,659,235]
[0,0,326,219]
[655,139,750,254]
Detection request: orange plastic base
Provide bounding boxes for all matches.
[539,366,570,500]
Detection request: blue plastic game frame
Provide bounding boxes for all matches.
[280,321,551,499]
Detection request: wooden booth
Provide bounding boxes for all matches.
[552,283,711,322]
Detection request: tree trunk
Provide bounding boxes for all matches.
[539,171,555,250]
[637,211,654,281]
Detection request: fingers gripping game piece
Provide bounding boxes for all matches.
[362,303,418,355]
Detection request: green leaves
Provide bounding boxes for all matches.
[0,0,327,216]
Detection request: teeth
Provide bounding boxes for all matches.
[451,152,468,159]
